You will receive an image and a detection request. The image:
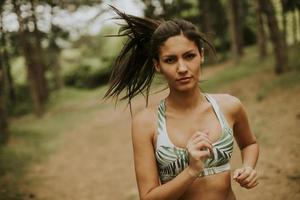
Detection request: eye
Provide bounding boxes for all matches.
[185,53,196,60]
[164,57,176,64]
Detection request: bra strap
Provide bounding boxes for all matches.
[204,94,226,129]
[156,100,173,149]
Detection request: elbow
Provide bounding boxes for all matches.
[140,196,153,200]
[140,194,156,200]
[140,192,151,200]
[240,140,258,150]
[140,193,164,200]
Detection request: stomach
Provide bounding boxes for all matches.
[179,171,236,200]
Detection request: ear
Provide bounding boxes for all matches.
[153,59,161,73]
[200,47,205,63]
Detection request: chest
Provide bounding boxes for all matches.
[164,105,233,148]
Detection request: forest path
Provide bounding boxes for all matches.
[24,62,300,200]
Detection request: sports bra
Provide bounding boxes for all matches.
[155,93,234,184]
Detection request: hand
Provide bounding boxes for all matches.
[233,166,259,189]
[186,131,213,177]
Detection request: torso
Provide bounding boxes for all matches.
[151,93,237,199]
[179,171,236,200]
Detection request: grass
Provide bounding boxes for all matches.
[256,70,300,101]
[200,44,300,100]
[256,43,300,100]
[0,127,51,200]
[0,86,108,199]
[201,45,274,92]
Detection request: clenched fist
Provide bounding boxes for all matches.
[186,131,213,177]
[233,166,259,189]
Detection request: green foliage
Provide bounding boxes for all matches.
[63,64,111,88]
[7,84,33,117]
[60,25,124,88]
[288,43,300,71]
[243,25,257,46]
[257,43,300,100]
[72,25,124,59]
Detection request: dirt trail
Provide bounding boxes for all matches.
[24,65,300,200]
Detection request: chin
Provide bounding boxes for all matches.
[174,82,198,92]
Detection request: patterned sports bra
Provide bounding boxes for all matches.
[155,93,234,184]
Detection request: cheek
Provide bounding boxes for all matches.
[190,60,200,73]
[162,70,175,81]
[160,68,177,83]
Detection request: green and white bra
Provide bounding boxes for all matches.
[156,93,234,184]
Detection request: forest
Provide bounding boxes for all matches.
[0,0,299,199]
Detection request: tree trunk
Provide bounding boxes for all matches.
[292,10,297,43]
[298,9,300,42]
[2,43,15,104]
[228,0,244,62]
[141,0,156,18]
[49,3,63,90]
[0,58,8,144]
[0,4,9,144]
[256,0,267,59]
[30,0,48,102]
[0,3,15,105]
[198,0,212,33]
[13,0,44,116]
[281,9,287,44]
[259,0,288,74]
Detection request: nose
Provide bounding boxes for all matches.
[177,59,188,74]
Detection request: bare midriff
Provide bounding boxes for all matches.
[179,171,236,200]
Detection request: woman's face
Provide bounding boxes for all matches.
[154,34,202,92]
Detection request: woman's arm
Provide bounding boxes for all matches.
[132,109,211,200]
[231,97,259,189]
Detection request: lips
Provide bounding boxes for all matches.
[176,77,192,81]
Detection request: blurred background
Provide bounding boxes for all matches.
[0,0,299,199]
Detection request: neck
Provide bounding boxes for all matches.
[166,86,206,111]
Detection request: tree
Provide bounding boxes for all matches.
[0,59,8,144]
[47,1,64,89]
[141,0,195,20]
[281,0,300,44]
[13,0,47,116]
[255,0,267,59]
[197,0,229,55]
[1,2,15,106]
[29,0,49,102]
[41,0,105,90]
[228,0,244,62]
[197,0,212,33]
[0,0,9,143]
[259,0,288,74]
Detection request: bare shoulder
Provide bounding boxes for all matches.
[209,93,243,117]
[132,105,158,139]
[132,106,157,127]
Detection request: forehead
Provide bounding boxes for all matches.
[159,34,198,57]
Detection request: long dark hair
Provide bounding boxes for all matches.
[104,6,215,105]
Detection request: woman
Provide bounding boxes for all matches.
[105,6,259,200]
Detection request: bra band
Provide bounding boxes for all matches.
[199,162,231,177]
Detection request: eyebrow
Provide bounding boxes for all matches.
[161,49,196,58]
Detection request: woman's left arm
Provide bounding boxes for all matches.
[231,97,259,189]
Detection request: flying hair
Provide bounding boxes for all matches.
[104,5,215,106]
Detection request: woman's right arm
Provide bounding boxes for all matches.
[131,109,212,200]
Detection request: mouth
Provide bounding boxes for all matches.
[176,76,192,81]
